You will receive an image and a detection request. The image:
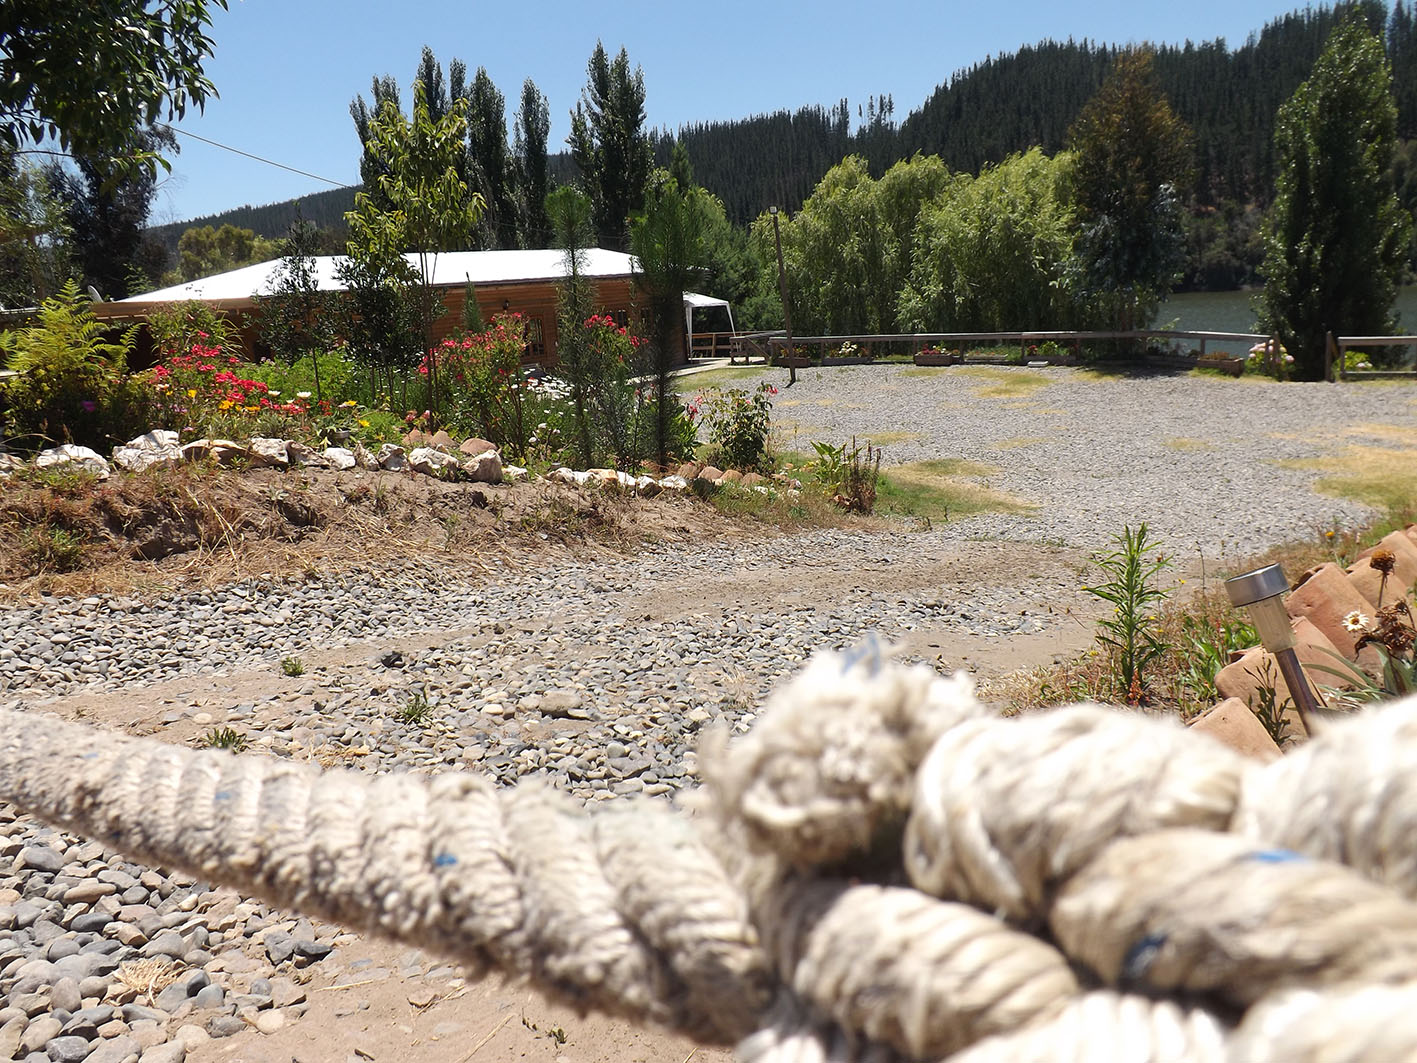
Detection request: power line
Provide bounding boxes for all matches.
[159,124,347,188]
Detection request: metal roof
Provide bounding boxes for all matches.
[112,248,638,307]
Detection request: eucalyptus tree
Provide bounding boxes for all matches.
[1,0,227,179]
[345,82,483,418]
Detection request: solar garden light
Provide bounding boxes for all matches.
[1225,563,1321,735]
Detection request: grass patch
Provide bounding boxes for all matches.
[1278,444,1417,514]
[875,459,1034,522]
[955,367,1052,398]
[997,436,1049,449]
[1164,437,1215,452]
[673,366,772,394]
[901,366,951,379]
[860,430,922,446]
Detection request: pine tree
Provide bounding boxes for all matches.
[1260,17,1411,380]
[1067,47,1195,330]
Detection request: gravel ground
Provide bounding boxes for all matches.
[0,366,1413,1062]
[705,363,1417,556]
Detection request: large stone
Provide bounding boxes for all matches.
[285,441,329,468]
[85,1035,139,1063]
[44,1035,92,1063]
[17,844,65,873]
[401,429,430,448]
[463,449,503,484]
[352,443,379,470]
[695,466,723,485]
[657,475,688,492]
[112,431,181,473]
[179,439,246,466]
[376,444,407,471]
[718,469,743,484]
[322,447,357,471]
[20,1017,62,1055]
[503,464,529,483]
[458,437,495,457]
[408,447,461,479]
[247,437,290,468]
[1189,697,1282,762]
[428,429,455,451]
[35,445,111,479]
[139,1044,185,1063]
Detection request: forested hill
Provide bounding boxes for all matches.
[663,0,1415,221]
[155,1,1417,239]
[147,185,358,255]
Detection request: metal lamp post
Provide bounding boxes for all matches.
[769,206,796,386]
[1224,563,1322,735]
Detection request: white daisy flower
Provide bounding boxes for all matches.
[1343,610,1371,633]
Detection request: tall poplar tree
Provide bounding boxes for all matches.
[1260,18,1411,380]
[568,43,653,252]
[514,80,552,248]
[467,68,517,249]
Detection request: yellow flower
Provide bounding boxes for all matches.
[187,389,198,398]
[358,419,370,428]
[219,400,233,410]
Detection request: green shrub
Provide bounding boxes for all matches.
[147,300,244,362]
[1084,523,1171,705]
[692,382,776,471]
[1,280,139,451]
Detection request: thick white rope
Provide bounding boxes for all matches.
[1235,698,1417,898]
[904,704,1247,923]
[757,878,1077,1059]
[941,991,1229,1063]
[0,709,768,1044]
[6,648,1417,1059]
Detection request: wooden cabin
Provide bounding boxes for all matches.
[91,249,686,367]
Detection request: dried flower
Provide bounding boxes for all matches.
[1370,549,1397,576]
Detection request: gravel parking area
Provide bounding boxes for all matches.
[704,362,1417,557]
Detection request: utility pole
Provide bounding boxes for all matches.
[769,205,796,386]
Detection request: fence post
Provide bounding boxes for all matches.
[1325,332,1337,383]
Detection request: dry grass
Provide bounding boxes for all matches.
[876,459,1034,521]
[996,436,1050,450]
[860,430,923,446]
[1164,437,1216,452]
[955,368,1054,398]
[115,957,185,1005]
[1277,441,1417,515]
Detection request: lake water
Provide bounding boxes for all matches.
[1164,286,1417,355]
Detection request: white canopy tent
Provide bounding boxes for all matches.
[683,291,736,358]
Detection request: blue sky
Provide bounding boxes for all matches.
[154,0,1322,225]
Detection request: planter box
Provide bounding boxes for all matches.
[913,351,960,366]
[1196,354,1244,377]
[818,356,879,366]
[776,354,811,369]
